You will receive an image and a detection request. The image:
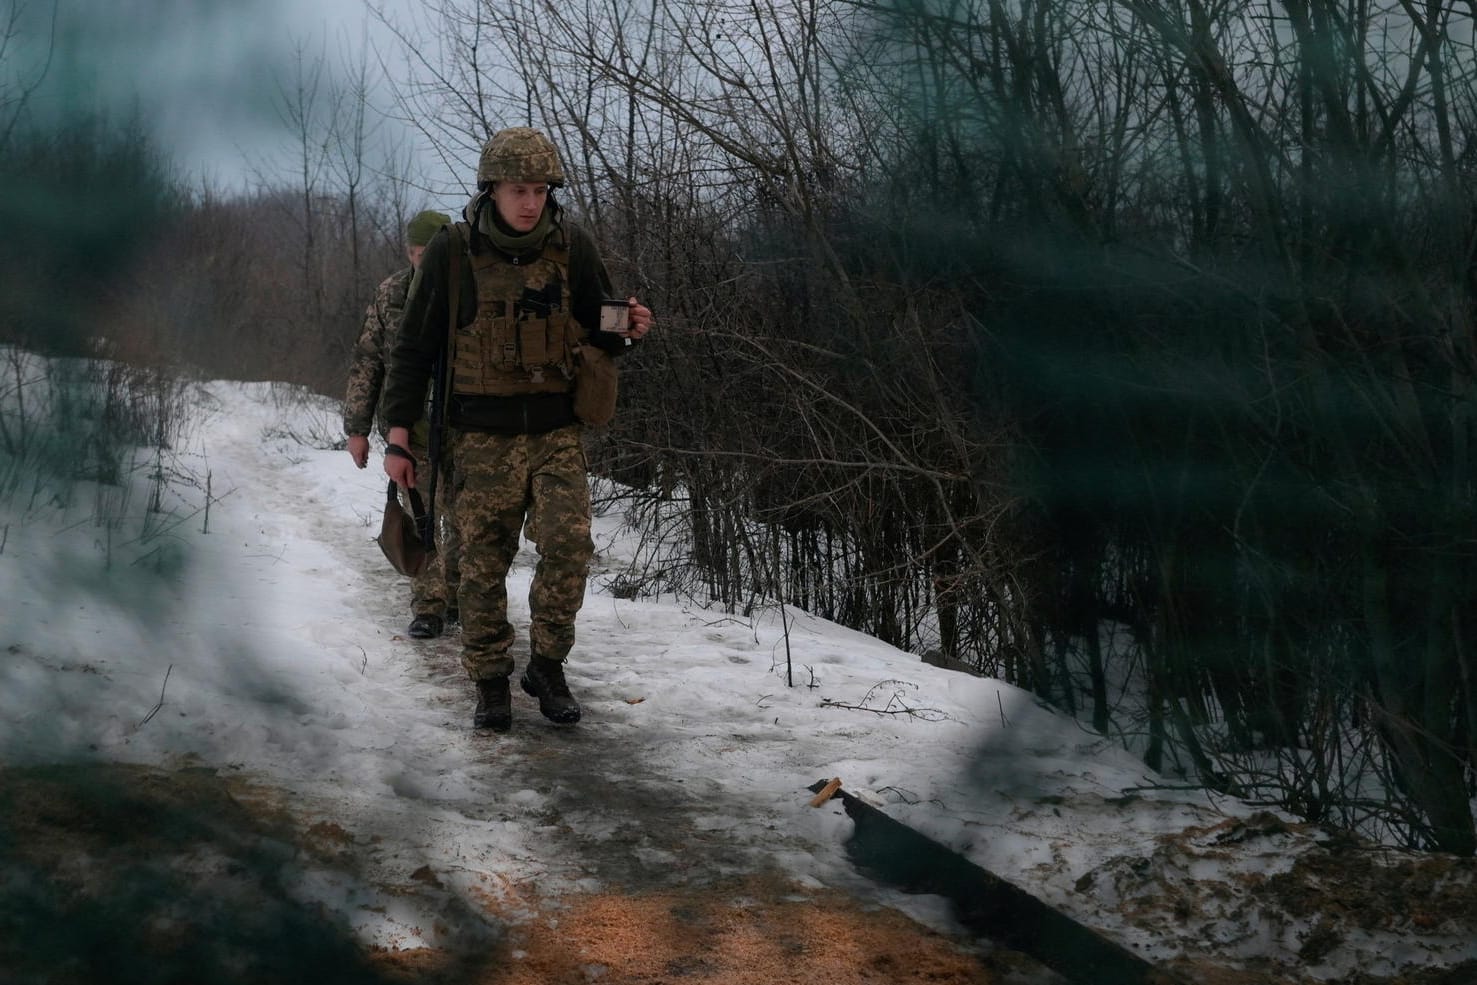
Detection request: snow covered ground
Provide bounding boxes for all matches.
[3,372,1474,984]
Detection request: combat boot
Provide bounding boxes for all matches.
[473,677,512,732]
[408,613,444,639]
[520,656,581,724]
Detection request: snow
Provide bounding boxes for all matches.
[3,369,1474,981]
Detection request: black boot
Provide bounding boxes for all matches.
[520,656,581,724]
[473,677,512,732]
[407,614,444,639]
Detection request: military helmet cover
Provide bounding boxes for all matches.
[477,127,566,187]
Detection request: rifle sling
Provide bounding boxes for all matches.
[421,223,463,552]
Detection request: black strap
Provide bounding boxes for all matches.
[385,478,428,520]
[421,223,465,555]
[385,442,419,489]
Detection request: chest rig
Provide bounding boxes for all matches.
[452,227,581,397]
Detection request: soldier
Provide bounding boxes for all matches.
[381,128,652,732]
[344,208,461,640]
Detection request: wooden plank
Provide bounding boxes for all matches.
[806,779,1189,985]
[808,777,843,808]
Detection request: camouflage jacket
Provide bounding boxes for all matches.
[342,266,413,438]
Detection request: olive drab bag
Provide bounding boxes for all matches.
[376,479,435,578]
[572,343,618,427]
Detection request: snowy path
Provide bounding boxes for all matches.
[161,382,926,950]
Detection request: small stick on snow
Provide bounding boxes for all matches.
[137,664,174,728]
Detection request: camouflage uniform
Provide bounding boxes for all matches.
[381,196,626,683]
[344,267,460,619]
[452,427,591,678]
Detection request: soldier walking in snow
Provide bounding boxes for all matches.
[381,128,652,732]
[344,208,461,639]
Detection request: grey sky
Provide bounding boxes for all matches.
[25,0,429,190]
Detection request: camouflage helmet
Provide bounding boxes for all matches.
[477,127,566,187]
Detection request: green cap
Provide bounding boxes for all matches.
[406,210,451,246]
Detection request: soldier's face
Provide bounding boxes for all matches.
[406,245,427,270]
[491,182,549,233]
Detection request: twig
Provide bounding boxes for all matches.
[1119,781,1210,796]
[819,680,953,722]
[997,690,1010,727]
[779,597,793,688]
[821,697,943,717]
[137,664,174,728]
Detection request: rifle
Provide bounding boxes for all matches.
[419,221,463,553]
[421,350,447,553]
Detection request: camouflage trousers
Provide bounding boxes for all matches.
[451,425,593,680]
[405,443,460,618]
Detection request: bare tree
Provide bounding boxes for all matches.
[0,0,56,152]
[272,40,331,326]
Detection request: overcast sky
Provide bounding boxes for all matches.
[24,0,430,190]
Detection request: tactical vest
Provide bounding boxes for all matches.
[451,225,582,397]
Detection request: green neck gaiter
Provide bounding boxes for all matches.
[476,196,555,254]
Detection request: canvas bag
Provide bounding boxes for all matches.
[376,479,435,578]
[572,343,618,427]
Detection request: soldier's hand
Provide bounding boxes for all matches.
[347,435,370,469]
[385,450,416,489]
[626,297,653,340]
[384,426,417,488]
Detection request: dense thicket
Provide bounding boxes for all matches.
[0,145,413,398]
[109,188,410,395]
[0,114,181,356]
